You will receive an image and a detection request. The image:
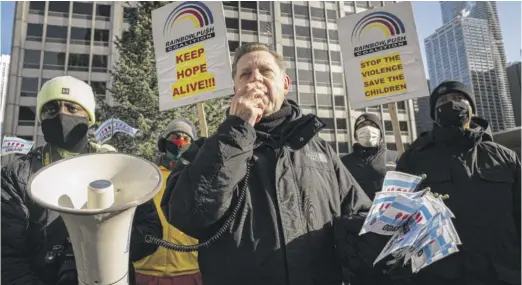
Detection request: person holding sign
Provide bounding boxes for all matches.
[163,43,372,285]
[134,118,202,285]
[1,76,161,285]
[396,81,521,285]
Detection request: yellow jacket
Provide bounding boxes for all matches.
[134,165,199,277]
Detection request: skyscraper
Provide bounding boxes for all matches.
[3,1,418,156]
[424,2,515,131]
[507,62,521,126]
[1,54,10,136]
[413,79,432,135]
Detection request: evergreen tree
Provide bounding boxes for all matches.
[97,1,228,161]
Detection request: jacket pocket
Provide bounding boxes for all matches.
[478,167,514,183]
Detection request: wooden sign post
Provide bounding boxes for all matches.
[197,102,209,138]
[388,102,405,155]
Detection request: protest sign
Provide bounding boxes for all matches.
[152,1,233,112]
[2,136,34,156]
[95,118,139,144]
[337,2,429,109]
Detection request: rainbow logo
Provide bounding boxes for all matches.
[351,11,406,43]
[163,1,214,36]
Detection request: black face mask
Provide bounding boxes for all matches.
[164,140,190,161]
[435,101,470,128]
[41,114,89,150]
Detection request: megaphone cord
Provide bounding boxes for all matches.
[145,159,253,252]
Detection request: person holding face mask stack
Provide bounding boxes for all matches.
[1,76,161,285]
[395,81,521,285]
[134,118,202,285]
[341,113,392,200]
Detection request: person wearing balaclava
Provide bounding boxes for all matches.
[134,118,202,285]
[394,81,521,285]
[341,113,392,200]
[1,76,161,285]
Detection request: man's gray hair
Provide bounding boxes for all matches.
[231,43,286,78]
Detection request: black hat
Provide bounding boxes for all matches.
[354,113,383,138]
[430,81,476,119]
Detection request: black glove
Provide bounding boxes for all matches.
[56,243,78,285]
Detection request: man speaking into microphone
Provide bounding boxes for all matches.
[163,43,372,285]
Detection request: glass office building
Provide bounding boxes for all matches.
[425,2,515,131]
[3,1,418,157]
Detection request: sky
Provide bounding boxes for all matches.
[1,1,520,75]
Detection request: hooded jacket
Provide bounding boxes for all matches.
[341,114,391,200]
[395,117,521,285]
[162,100,372,285]
[1,142,161,285]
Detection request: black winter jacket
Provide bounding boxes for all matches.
[1,143,161,285]
[396,118,521,285]
[163,102,372,285]
[341,143,395,200]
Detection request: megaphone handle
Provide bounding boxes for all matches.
[146,159,254,252]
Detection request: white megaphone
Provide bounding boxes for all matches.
[28,152,163,285]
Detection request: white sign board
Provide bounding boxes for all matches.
[338,2,429,109]
[152,1,234,111]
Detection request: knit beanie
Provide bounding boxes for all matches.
[430,80,477,119]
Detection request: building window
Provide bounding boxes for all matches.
[329,29,339,42]
[295,26,311,39]
[332,73,344,87]
[283,46,295,59]
[334,96,345,107]
[312,28,327,41]
[48,1,69,17]
[384,120,393,134]
[46,25,68,43]
[316,71,330,84]
[310,7,325,19]
[240,1,257,11]
[298,69,314,83]
[320,117,335,129]
[27,23,43,42]
[223,1,239,9]
[21,77,39,97]
[330,51,341,62]
[94,29,110,46]
[43,51,66,70]
[281,24,293,37]
[241,19,258,32]
[296,47,312,62]
[19,135,33,141]
[300,91,316,106]
[387,143,397,151]
[326,9,337,20]
[399,121,409,133]
[29,1,45,15]
[23,50,41,69]
[336,118,347,129]
[280,3,292,16]
[18,106,36,126]
[314,49,329,63]
[225,17,239,30]
[92,55,108,72]
[68,53,90,72]
[70,27,91,45]
[294,5,309,18]
[228,40,239,52]
[356,1,370,8]
[369,1,383,7]
[328,141,337,151]
[96,4,111,21]
[259,1,271,12]
[90,81,107,99]
[339,142,349,154]
[286,68,297,82]
[72,2,93,19]
[397,101,406,112]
